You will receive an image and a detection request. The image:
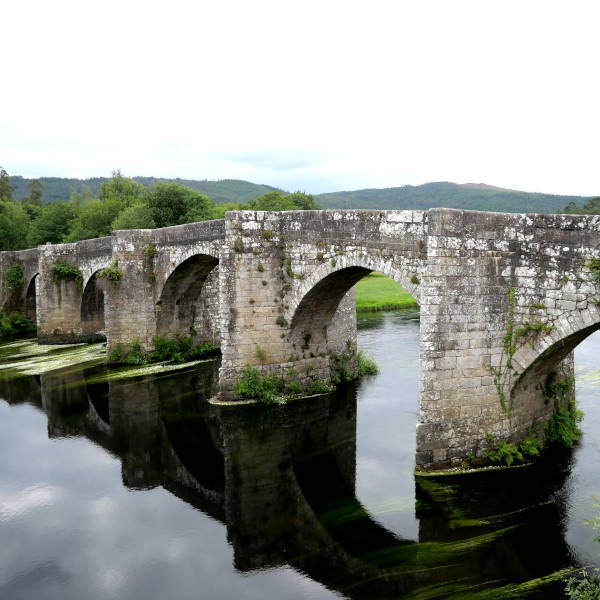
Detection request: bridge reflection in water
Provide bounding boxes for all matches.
[0,361,575,599]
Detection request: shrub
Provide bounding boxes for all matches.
[307,379,334,394]
[484,440,524,466]
[234,366,285,404]
[545,404,583,449]
[51,259,83,290]
[145,244,157,259]
[6,264,24,290]
[357,350,378,376]
[0,312,36,338]
[410,273,420,284]
[97,261,123,285]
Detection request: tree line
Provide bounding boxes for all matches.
[0,168,319,251]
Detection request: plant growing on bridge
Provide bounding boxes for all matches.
[5,263,24,290]
[98,261,123,285]
[145,244,157,259]
[410,273,420,285]
[585,257,600,285]
[51,259,83,291]
[491,288,555,414]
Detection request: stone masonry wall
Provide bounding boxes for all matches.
[218,210,427,396]
[417,209,600,467]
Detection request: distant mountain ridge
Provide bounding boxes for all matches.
[8,176,279,204]
[314,182,589,213]
[8,176,591,213]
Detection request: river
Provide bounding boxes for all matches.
[0,310,598,599]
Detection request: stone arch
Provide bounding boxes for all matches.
[288,254,420,355]
[80,271,107,340]
[156,253,219,340]
[24,273,38,323]
[511,306,600,385]
[507,306,600,435]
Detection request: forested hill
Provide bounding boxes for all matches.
[8,176,279,204]
[8,176,590,213]
[314,182,588,213]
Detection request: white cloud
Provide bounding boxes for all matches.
[2,0,599,195]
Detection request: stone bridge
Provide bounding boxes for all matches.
[1,208,600,467]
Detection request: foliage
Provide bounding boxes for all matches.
[26,201,76,246]
[356,350,379,376]
[25,179,43,206]
[143,182,213,227]
[64,196,130,241]
[5,264,24,290]
[585,258,600,286]
[0,312,36,337]
[51,259,83,289]
[0,200,30,250]
[246,190,319,211]
[565,570,600,600]
[111,202,155,229]
[0,167,13,201]
[234,366,285,404]
[97,262,123,285]
[355,272,418,311]
[145,244,157,259]
[410,273,420,284]
[108,335,219,365]
[484,440,524,466]
[563,196,600,215]
[545,403,582,449]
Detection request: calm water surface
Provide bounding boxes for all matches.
[0,311,598,599]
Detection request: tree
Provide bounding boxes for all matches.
[25,179,43,206]
[0,200,30,250]
[563,197,600,215]
[27,201,77,246]
[247,191,298,211]
[143,183,214,227]
[0,167,13,201]
[98,170,144,205]
[246,190,321,211]
[111,202,156,230]
[64,197,128,242]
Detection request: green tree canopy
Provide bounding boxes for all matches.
[0,200,30,250]
[246,190,320,211]
[64,197,128,242]
[111,202,156,230]
[143,183,214,227]
[0,168,13,202]
[27,201,77,246]
[25,179,43,206]
[563,197,600,214]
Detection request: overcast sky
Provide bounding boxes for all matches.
[2,0,599,195]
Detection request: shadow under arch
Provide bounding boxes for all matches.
[80,271,106,340]
[24,273,38,323]
[156,254,219,339]
[289,265,419,353]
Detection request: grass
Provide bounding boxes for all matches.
[355,273,418,312]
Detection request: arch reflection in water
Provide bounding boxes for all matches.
[0,358,579,599]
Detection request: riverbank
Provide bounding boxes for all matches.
[355,272,418,312]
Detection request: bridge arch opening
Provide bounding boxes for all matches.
[511,317,600,431]
[289,266,418,357]
[80,271,106,340]
[156,254,219,342]
[24,273,38,323]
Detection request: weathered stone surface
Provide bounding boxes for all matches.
[2,208,599,468]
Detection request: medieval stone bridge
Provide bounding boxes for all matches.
[1,208,600,467]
